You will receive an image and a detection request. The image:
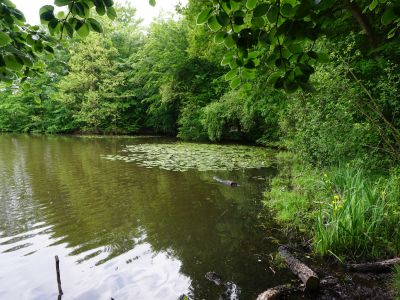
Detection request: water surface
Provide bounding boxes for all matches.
[0,135,290,300]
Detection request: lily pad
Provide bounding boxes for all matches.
[102,142,274,171]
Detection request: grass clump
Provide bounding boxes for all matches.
[315,167,400,259]
[264,153,325,234]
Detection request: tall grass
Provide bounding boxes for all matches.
[314,167,400,259]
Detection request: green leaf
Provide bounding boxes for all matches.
[44,45,54,53]
[224,34,236,48]
[381,6,396,25]
[251,17,265,27]
[316,52,330,63]
[369,0,378,11]
[266,5,279,23]
[283,79,298,93]
[207,16,222,31]
[280,3,295,18]
[77,22,90,38]
[0,32,12,46]
[149,0,156,7]
[4,54,23,71]
[243,82,252,91]
[197,9,211,25]
[106,6,117,20]
[221,51,234,66]
[214,32,227,44]
[267,71,283,85]
[253,3,269,18]
[94,0,106,15]
[216,12,230,27]
[242,68,256,79]
[225,68,238,81]
[40,5,55,22]
[246,0,258,10]
[63,22,74,38]
[87,18,103,33]
[103,0,114,7]
[230,76,241,89]
[54,0,70,7]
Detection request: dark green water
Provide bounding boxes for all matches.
[0,135,290,300]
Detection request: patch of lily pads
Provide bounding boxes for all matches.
[102,142,274,171]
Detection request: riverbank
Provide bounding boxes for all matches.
[263,152,400,298]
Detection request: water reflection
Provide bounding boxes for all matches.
[0,135,290,299]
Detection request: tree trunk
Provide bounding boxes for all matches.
[345,1,378,48]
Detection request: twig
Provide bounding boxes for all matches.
[55,255,63,296]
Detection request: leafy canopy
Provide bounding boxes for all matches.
[195,0,400,92]
[0,0,155,82]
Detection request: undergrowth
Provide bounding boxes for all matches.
[264,153,400,261]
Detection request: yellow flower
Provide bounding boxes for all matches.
[333,194,340,201]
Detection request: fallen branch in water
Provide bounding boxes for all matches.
[347,257,400,273]
[213,176,240,187]
[256,284,301,300]
[257,276,339,299]
[278,245,320,291]
[55,255,63,296]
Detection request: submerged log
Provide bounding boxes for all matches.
[347,258,400,273]
[278,246,320,291]
[213,176,239,187]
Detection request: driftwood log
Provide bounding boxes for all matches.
[213,176,239,187]
[347,258,400,273]
[257,284,300,300]
[257,276,339,300]
[278,246,320,291]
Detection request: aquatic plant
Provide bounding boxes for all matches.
[102,142,274,171]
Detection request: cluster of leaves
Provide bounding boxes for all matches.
[39,0,116,38]
[0,0,159,83]
[0,0,54,82]
[196,0,400,92]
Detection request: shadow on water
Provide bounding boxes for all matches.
[0,134,292,300]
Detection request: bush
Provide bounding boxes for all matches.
[279,62,398,170]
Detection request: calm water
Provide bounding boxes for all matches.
[0,135,290,300]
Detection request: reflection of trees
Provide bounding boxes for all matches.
[0,135,42,237]
[0,135,290,299]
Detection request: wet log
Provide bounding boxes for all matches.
[347,258,400,273]
[278,246,320,291]
[213,176,239,187]
[256,284,300,300]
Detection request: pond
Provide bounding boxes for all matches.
[0,134,291,300]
